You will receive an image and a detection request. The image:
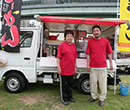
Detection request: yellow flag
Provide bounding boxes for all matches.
[118,0,130,52]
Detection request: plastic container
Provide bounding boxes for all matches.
[46,48,49,57]
[49,35,58,40]
[119,82,129,96]
[48,46,52,56]
[52,46,57,57]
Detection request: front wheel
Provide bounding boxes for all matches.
[78,76,90,94]
[4,72,25,93]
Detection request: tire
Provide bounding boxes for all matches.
[128,67,130,74]
[4,72,25,93]
[78,76,90,94]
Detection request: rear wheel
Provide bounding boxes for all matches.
[4,72,25,93]
[127,67,130,73]
[78,76,90,94]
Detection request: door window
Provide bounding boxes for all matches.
[19,31,33,48]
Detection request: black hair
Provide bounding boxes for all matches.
[92,25,101,31]
[64,30,74,38]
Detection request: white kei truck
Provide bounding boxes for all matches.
[0,15,127,94]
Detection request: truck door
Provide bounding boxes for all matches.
[19,31,34,68]
[19,30,40,82]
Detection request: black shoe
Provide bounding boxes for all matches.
[99,100,104,107]
[68,98,75,102]
[87,98,97,102]
[61,100,69,105]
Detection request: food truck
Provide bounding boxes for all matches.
[0,15,127,94]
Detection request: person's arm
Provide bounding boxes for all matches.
[108,53,113,70]
[86,54,90,71]
[106,40,113,70]
[57,58,61,75]
[74,58,77,74]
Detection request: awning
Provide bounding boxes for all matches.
[38,15,128,26]
[35,15,128,36]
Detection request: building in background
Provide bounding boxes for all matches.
[0,0,118,20]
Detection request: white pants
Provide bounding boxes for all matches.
[90,69,107,101]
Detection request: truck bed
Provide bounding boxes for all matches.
[37,57,116,75]
[116,59,130,65]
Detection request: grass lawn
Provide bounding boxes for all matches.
[0,75,130,110]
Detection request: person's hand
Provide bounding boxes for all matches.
[74,67,77,74]
[57,67,62,75]
[110,63,113,70]
[87,65,90,71]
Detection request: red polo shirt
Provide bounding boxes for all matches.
[57,42,78,75]
[86,38,113,68]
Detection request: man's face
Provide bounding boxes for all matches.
[92,28,101,38]
[65,33,73,43]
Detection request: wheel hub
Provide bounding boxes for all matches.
[7,77,20,91]
[82,80,90,92]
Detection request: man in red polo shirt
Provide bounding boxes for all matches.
[57,30,78,105]
[86,25,113,107]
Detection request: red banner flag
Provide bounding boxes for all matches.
[0,0,22,52]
